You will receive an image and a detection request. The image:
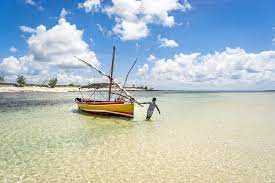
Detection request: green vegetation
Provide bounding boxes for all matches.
[68,83,75,87]
[87,83,109,88]
[16,75,26,87]
[0,75,4,82]
[48,78,58,88]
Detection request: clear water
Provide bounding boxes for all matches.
[0,91,275,182]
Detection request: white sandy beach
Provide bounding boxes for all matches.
[0,85,79,93]
[0,85,146,93]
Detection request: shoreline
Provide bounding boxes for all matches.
[0,84,274,93]
[0,85,150,93]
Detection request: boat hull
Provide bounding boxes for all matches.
[76,100,134,118]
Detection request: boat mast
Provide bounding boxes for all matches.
[123,58,137,88]
[74,56,144,106]
[108,46,116,101]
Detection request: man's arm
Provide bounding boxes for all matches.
[155,104,161,114]
[140,102,150,104]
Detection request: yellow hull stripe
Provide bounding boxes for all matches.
[76,103,134,117]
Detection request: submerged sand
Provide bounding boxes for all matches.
[0,91,275,182]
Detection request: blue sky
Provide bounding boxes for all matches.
[0,0,275,90]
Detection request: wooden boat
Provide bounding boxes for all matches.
[75,99,134,118]
[74,46,142,118]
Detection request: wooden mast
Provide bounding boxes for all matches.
[123,58,137,88]
[108,46,116,101]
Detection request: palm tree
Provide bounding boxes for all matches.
[0,75,4,82]
[16,75,26,87]
[48,78,58,88]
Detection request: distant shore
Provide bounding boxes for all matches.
[0,83,149,93]
[1,83,274,93]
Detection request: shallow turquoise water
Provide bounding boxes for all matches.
[0,91,275,182]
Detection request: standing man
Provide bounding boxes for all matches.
[141,97,160,120]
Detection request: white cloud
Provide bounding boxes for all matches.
[158,35,179,48]
[0,55,40,76]
[182,0,192,11]
[138,64,149,77]
[97,24,104,32]
[104,0,191,40]
[96,24,113,37]
[1,17,100,84]
[27,18,99,68]
[60,8,69,18]
[139,48,275,89]
[112,19,149,40]
[78,0,102,13]
[20,25,36,33]
[25,0,35,5]
[0,56,23,75]
[147,54,156,62]
[25,0,44,11]
[9,46,17,53]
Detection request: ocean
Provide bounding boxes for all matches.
[0,91,275,182]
